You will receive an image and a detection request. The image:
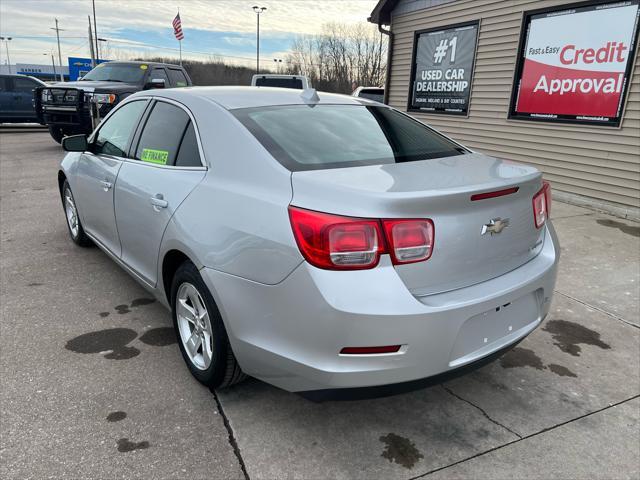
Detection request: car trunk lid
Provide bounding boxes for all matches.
[290,152,546,295]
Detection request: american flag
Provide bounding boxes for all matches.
[173,13,184,40]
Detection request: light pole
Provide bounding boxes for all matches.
[44,53,57,81]
[98,37,108,60]
[0,37,12,74]
[252,6,266,74]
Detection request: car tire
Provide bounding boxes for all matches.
[171,261,246,390]
[48,126,65,144]
[61,180,93,247]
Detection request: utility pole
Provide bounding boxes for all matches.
[0,37,12,74]
[88,16,96,67]
[92,0,99,60]
[252,6,266,75]
[51,19,64,81]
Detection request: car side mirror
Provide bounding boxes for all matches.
[62,134,89,152]
[146,78,166,89]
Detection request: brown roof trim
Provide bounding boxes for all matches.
[368,0,399,25]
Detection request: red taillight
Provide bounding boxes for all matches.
[288,207,435,270]
[340,345,401,355]
[381,219,434,264]
[288,207,385,270]
[533,181,551,228]
[471,187,519,201]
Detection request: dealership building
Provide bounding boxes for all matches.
[370,0,640,219]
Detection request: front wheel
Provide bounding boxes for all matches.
[48,126,65,144]
[61,180,92,247]
[171,261,246,389]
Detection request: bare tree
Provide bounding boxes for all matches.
[285,22,387,93]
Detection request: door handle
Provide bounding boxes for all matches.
[100,180,113,191]
[150,194,168,210]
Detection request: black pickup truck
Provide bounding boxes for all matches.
[35,61,192,143]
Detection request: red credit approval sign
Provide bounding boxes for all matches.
[511,1,640,126]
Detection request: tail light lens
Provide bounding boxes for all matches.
[288,207,384,270]
[533,181,551,228]
[381,219,434,264]
[288,206,435,270]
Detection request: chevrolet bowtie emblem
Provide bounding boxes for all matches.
[481,218,510,235]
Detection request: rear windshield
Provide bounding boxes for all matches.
[232,105,466,171]
[255,77,303,89]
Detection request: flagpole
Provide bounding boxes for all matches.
[179,40,182,66]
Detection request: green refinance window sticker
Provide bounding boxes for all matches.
[141,148,169,165]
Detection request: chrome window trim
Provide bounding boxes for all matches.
[124,95,208,171]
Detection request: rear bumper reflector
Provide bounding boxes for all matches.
[340,345,401,355]
[471,187,519,201]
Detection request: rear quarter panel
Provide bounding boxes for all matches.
[158,97,302,287]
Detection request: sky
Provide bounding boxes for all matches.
[0,0,379,68]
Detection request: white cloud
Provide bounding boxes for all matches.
[0,0,378,64]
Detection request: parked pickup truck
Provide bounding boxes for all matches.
[35,61,192,143]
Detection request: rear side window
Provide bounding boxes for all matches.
[255,77,303,89]
[93,100,147,157]
[168,69,189,87]
[232,105,465,171]
[135,101,190,166]
[175,122,202,167]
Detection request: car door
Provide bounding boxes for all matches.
[12,77,41,120]
[74,99,149,256]
[114,99,206,286]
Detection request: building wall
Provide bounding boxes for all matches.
[388,0,640,211]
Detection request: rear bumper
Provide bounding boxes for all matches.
[202,223,559,393]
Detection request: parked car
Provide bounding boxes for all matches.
[251,74,310,89]
[0,74,46,123]
[35,61,192,144]
[58,86,558,399]
[352,86,385,103]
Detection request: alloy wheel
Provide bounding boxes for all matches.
[176,282,214,370]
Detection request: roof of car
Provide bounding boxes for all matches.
[139,86,373,110]
[107,61,184,68]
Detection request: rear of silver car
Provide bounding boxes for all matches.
[200,102,559,394]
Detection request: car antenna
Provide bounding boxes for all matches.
[300,88,320,104]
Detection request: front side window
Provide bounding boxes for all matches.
[93,100,147,157]
[14,77,39,92]
[134,101,190,166]
[232,105,466,171]
[81,63,146,83]
[167,69,189,87]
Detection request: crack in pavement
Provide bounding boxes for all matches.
[213,391,251,480]
[409,394,640,479]
[442,385,523,439]
[554,290,640,330]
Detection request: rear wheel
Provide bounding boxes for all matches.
[171,261,246,389]
[62,180,92,247]
[48,126,65,144]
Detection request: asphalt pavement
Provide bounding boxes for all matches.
[1,130,638,479]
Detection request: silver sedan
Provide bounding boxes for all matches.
[58,86,559,398]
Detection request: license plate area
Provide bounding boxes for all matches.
[449,290,541,367]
